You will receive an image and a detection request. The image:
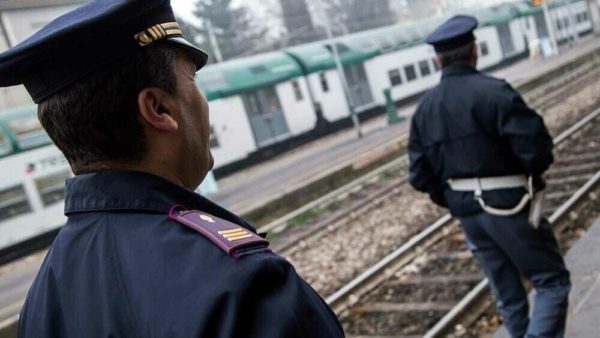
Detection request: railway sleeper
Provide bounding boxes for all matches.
[546,174,595,187]
[365,277,482,304]
[546,162,600,179]
[553,153,600,165]
[343,310,449,336]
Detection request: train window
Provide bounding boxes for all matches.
[291,80,303,101]
[525,17,530,29]
[8,116,50,150]
[334,43,350,53]
[418,60,431,77]
[404,64,417,82]
[582,12,588,21]
[480,41,489,56]
[0,129,11,156]
[34,170,70,207]
[263,87,280,111]
[360,41,375,50]
[378,38,393,51]
[556,19,562,30]
[393,34,407,46]
[319,73,329,92]
[250,65,267,74]
[245,92,262,117]
[388,69,402,86]
[0,185,32,222]
[432,58,441,72]
[209,125,220,148]
[563,18,569,28]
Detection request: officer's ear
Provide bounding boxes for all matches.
[137,87,179,133]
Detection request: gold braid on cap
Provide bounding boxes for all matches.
[134,22,183,47]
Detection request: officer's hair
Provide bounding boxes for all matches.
[437,41,476,68]
[38,42,178,174]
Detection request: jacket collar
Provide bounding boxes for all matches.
[64,170,256,231]
[441,64,478,79]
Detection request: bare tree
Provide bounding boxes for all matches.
[193,0,269,60]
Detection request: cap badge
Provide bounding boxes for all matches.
[218,228,253,242]
[134,22,183,47]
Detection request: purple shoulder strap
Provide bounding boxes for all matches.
[168,205,269,259]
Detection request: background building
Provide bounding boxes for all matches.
[0,0,83,109]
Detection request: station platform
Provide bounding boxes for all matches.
[210,36,600,216]
[494,217,600,338]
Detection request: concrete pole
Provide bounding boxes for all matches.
[205,19,223,63]
[588,0,600,35]
[0,12,13,49]
[543,0,560,55]
[316,0,362,139]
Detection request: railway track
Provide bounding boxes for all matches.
[266,55,600,259]
[328,107,600,337]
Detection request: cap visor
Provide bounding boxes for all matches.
[167,36,208,69]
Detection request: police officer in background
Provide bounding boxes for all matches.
[0,1,344,337]
[409,16,570,338]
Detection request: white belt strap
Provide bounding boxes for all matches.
[447,175,528,191]
[447,175,542,227]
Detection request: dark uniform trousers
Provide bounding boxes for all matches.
[460,211,570,338]
[408,65,570,338]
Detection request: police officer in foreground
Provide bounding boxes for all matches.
[409,16,570,338]
[0,1,345,337]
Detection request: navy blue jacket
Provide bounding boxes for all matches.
[19,170,344,338]
[408,64,553,216]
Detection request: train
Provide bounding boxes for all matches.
[0,0,594,256]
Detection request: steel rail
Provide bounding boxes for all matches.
[258,155,408,233]
[553,107,600,145]
[325,213,453,307]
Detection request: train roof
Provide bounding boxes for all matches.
[196,51,303,101]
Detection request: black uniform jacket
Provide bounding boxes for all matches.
[19,170,344,338]
[408,64,553,217]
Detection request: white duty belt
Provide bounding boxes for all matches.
[447,175,544,228]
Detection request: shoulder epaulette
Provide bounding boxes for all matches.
[168,205,270,259]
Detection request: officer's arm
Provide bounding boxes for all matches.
[497,83,554,176]
[408,116,447,207]
[232,254,344,338]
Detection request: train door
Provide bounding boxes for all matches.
[497,23,516,56]
[343,63,374,108]
[534,12,549,38]
[243,86,290,147]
